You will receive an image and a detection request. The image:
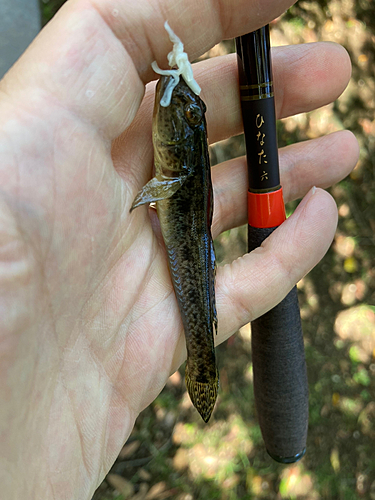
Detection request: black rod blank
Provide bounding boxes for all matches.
[236,26,309,462]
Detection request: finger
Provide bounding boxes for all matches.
[1,0,297,141]
[93,0,297,82]
[201,42,352,144]
[119,42,351,146]
[0,3,145,141]
[113,41,352,188]
[211,130,359,237]
[215,187,337,342]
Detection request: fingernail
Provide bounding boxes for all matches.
[305,186,317,202]
[299,186,318,210]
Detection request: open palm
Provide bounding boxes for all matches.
[0,0,359,498]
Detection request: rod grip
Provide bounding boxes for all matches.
[248,225,309,463]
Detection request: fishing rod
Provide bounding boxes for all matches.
[236,26,309,463]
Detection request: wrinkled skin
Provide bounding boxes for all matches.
[0,0,359,498]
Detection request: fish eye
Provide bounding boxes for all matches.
[184,103,203,125]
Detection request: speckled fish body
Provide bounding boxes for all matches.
[131,76,218,422]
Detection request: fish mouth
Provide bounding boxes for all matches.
[156,75,178,101]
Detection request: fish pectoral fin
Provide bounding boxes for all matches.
[130,175,188,212]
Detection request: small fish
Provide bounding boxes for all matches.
[131,75,218,422]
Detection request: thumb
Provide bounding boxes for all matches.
[215,187,337,342]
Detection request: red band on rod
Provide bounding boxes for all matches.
[248,188,286,228]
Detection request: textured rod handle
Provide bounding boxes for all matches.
[248,225,309,463]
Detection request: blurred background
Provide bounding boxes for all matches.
[5,0,375,498]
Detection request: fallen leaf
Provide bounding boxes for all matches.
[129,483,149,500]
[119,440,141,459]
[107,474,134,498]
[145,481,167,499]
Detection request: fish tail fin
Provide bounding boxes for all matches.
[185,365,219,423]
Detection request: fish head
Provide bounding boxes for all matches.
[153,76,207,175]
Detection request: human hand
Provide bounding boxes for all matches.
[0,0,359,498]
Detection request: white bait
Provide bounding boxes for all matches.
[151,21,201,107]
